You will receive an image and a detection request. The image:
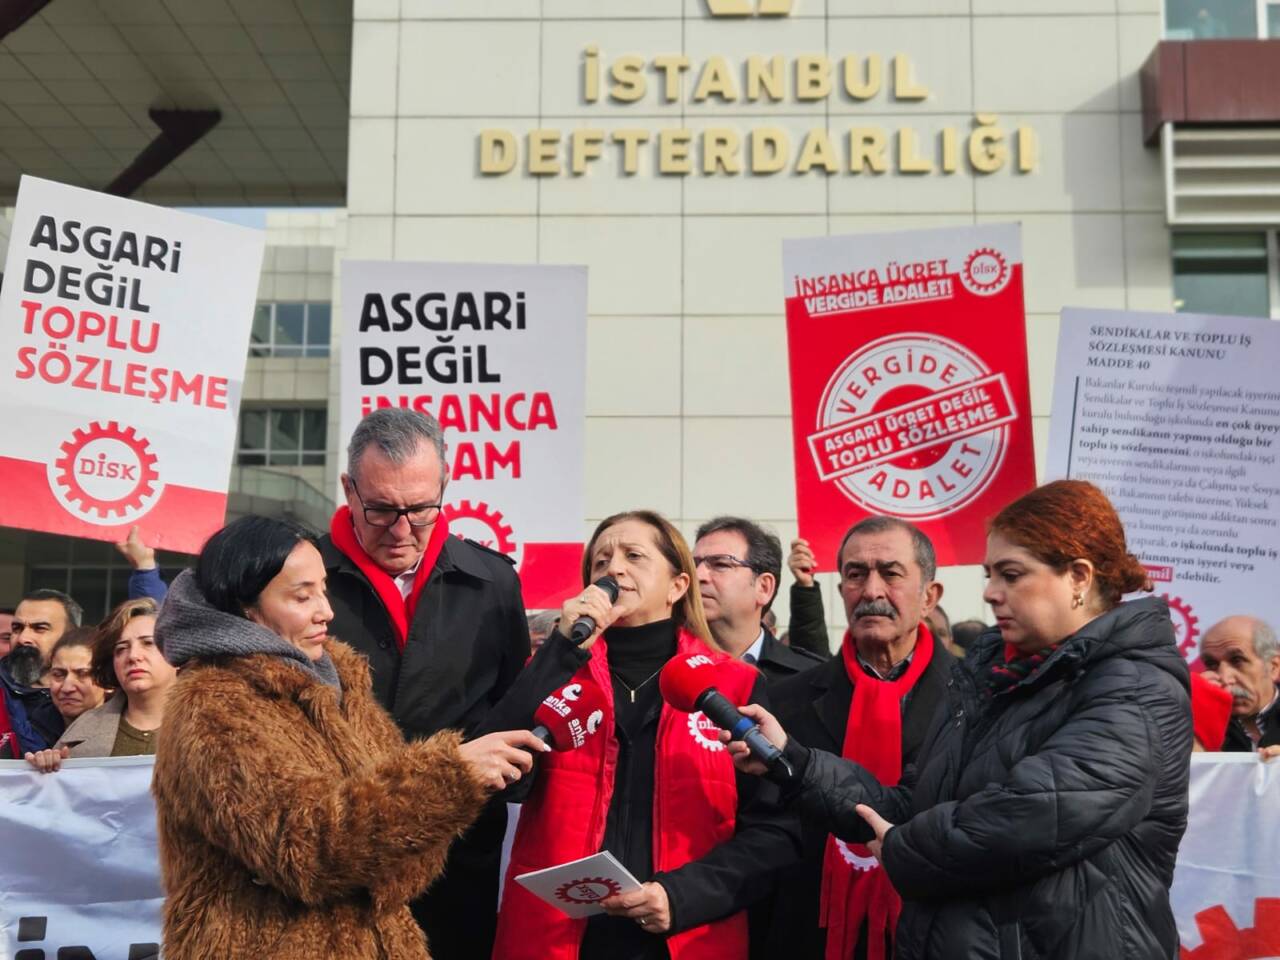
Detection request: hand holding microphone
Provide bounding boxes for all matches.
[557,576,621,649]
[658,653,794,780]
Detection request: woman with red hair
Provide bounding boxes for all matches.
[730,480,1193,960]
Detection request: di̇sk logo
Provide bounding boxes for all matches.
[50,420,162,526]
[1164,594,1201,662]
[834,838,879,873]
[809,333,1018,521]
[687,711,726,751]
[443,499,521,565]
[555,877,622,905]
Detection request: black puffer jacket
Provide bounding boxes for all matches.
[789,596,1192,960]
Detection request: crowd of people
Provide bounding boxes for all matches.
[1,406,1276,960]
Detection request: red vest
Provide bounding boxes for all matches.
[492,629,758,960]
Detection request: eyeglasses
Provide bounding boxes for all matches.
[693,554,757,575]
[349,477,442,528]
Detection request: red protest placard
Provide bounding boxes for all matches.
[783,224,1036,567]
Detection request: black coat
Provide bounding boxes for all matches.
[1221,684,1280,751]
[792,597,1192,960]
[786,582,832,660]
[752,635,952,960]
[319,533,587,960]
[753,629,825,687]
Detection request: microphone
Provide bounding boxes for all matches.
[659,653,794,779]
[530,679,608,752]
[568,575,621,645]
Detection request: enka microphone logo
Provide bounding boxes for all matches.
[706,0,794,15]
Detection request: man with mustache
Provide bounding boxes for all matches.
[755,516,954,960]
[1200,615,1280,759]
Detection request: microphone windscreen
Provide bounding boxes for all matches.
[533,680,609,751]
[595,575,620,603]
[658,653,720,713]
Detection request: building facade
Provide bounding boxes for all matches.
[1,0,1278,640]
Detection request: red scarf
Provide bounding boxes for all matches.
[0,691,19,759]
[820,624,935,960]
[328,505,450,650]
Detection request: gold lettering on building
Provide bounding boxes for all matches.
[483,50,1039,178]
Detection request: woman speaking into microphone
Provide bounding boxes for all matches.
[493,509,800,960]
[730,481,1193,960]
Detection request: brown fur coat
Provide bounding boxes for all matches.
[152,640,487,960]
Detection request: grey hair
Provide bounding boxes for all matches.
[347,408,447,481]
[1253,619,1280,661]
[527,609,561,638]
[835,515,937,584]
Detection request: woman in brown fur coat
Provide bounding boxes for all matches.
[151,516,547,960]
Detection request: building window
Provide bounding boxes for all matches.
[1172,232,1273,317]
[24,535,187,623]
[1166,0,1278,37]
[250,302,331,358]
[238,406,328,466]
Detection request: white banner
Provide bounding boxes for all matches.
[339,260,587,608]
[1173,754,1280,956]
[0,756,161,960]
[1046,308,1280,663]
[0,176,264,554]
[0,754,1275,957]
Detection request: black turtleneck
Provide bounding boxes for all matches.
[605,618,678,691]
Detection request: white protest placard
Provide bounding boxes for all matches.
[0,176,264,553]
[514,850,642,919]
[0,756,161,959]
[1173,754,1280,956]
[340,261,587,608]
[1047,308,1280,662]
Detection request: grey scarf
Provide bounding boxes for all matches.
[156,569,342,699]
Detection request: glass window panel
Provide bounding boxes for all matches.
[271,409,302,453]
[302,408,327,451]
[69,568,109,623]
[274,303,305,350]
[1172,231,1270,317]
[27,568,68,593]
[1165,0,1259,38]
[306,303,331,354]
[268,449,301,466]
[240,409,267,451]
[237,452,266,466]
[1269,3,1280,36]
[302,452,327,466]
[250,304,272,356]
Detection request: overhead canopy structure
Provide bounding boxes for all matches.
[0,0,350,205]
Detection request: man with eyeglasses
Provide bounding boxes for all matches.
[693,517,825,686]
[319,407,590,960]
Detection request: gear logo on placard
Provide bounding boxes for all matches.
[960,247,1010,297]
[1164,595,1201,662]
[443,500,521,566]
[50,420,162,525]
[687,711,726,752]
[555,877,622,905]
[834,838,879,873]
[812,334,1014,520]
[1180,898,1280,959]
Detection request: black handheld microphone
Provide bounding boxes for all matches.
[568,576,620,645]
[658,654,795,780]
